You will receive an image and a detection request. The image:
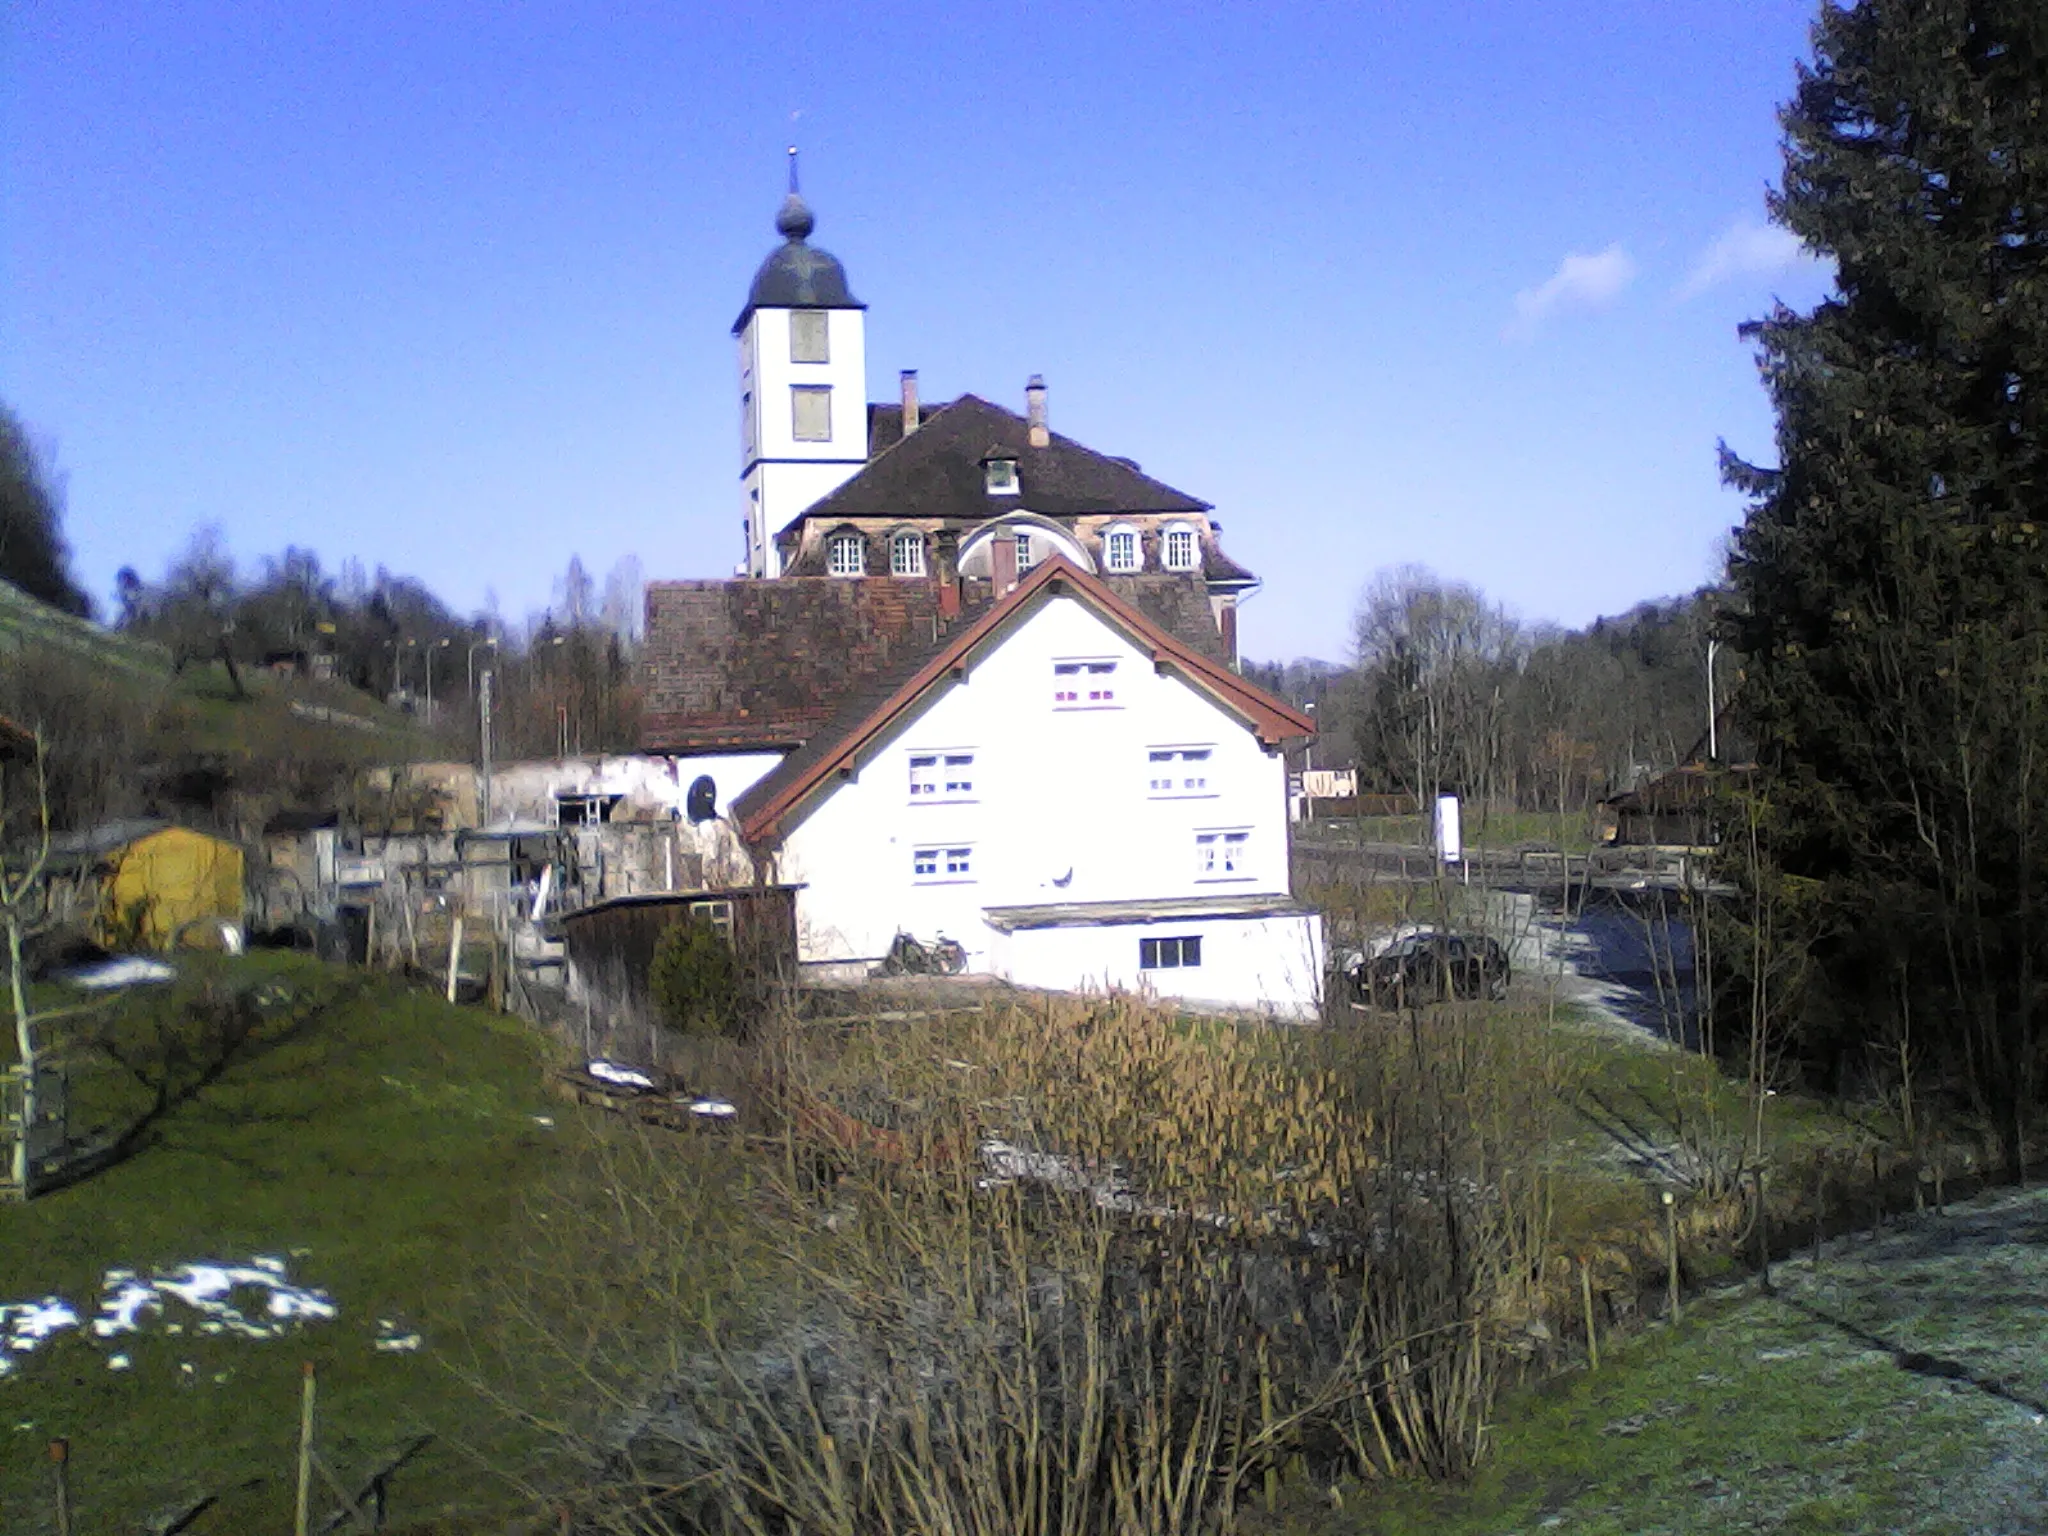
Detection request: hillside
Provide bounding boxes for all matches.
[0,955,574,1532]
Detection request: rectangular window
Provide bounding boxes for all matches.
[891,532,926,576]
[1104,528,1140,572]
[1165,527,1197,571]
[1147,746,1215,797]
[1140,935,1203,970]
[790,309,829,363]
[688,899,735,943]
[1014,531,1034,574]
[1195,829,1251,880]
[985,458,1019,493]
[792,385,832,441]
[914,845,974,881]
[554,793,622,826]
[909,751,975,801]
[1053,659,1119,708]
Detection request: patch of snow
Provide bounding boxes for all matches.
[64,956,177,989]
[107,1354,130,1371]
[587,1060,655,1090]
[689,1099,738,1119]
[1,1298,82,1374]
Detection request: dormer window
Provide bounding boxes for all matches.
[1103,525,1141,573]
[890,530,926,577]
[790,309,829,363]
[828,532,866,577]
[1163,523,1199,572]
[985,458,1019,495]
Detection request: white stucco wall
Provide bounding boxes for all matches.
[739,306,868,576]
[769,593,1321,1014]
[990,913,1325,1020]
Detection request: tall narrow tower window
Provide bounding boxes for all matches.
[790,310,829,363]
[792,386,833,442]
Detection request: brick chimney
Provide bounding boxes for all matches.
[900,369,920,435]
[1026,374,1049,448]
[934,527,961,618]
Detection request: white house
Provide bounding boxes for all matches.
[733,558,1325,1018]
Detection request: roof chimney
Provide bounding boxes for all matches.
[1025,374,1049,448]
[900,369,920,435]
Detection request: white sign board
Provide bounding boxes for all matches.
[1435,793,1462,864]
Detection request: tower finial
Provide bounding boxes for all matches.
[775,146,814,241]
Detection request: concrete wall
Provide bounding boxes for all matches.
[990,912,1325,1021]
[770,591,1317,1013]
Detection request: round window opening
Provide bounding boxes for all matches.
[686,775,717,824]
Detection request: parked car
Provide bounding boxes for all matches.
[1345,930,1510,1009]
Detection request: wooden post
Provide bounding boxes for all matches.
[49,1439,71,1536]
[1754,1168,1772,1293]
[446,916,465,1005]
[296,1361,316,1536]
[1934,1156,1946,1216]
[1812,1154,1826,1269]
[1579,1256,1599,1372]
[1662,1189,1680,1323]
[1870,1146,1883,1237]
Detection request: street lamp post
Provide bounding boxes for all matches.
[424,637,452,722]
[467,636,498,700]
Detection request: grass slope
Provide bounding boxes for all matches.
[1,954,570,1534]
[1279,1186,2048,1536]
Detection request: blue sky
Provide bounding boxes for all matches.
[2,1,1833,662]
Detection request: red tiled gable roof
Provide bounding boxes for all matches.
[733,556,1314,849]
[638,572,1233,756]
[639,578,969,753]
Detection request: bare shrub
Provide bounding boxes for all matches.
[484,991,1575,1533]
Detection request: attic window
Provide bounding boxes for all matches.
[985,458,1019,494]
[828,532,866,577]
[1163,524,1198,572]
[1104,525,1140,573]
[1053,659,1119,708]
[891,530,927,576]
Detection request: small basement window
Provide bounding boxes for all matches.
[1148,746,1214,796]
[555,793,623,826]
[1140,935,1203,970]
[1053,659,1119,708]
[1195,829,1250,880]
[985,458,1019,494]
[828,532,866,576]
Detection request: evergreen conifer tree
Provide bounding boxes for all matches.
[1725,1,2048,1164]
[0,405,91,617]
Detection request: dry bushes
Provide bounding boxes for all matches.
[505,992,1580,1534]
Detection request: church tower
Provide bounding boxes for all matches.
[735,152,869,578]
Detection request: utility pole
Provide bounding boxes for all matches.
[1706,639,1721,762]
[480,668,495,827]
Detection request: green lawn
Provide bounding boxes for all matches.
[2,953,573,1533]
[1270,1185,2048,1536]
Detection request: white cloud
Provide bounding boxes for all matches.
[1677,221,1825,298]
[1505,245,1636,341]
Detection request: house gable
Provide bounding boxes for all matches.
[734,556,1313,850]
